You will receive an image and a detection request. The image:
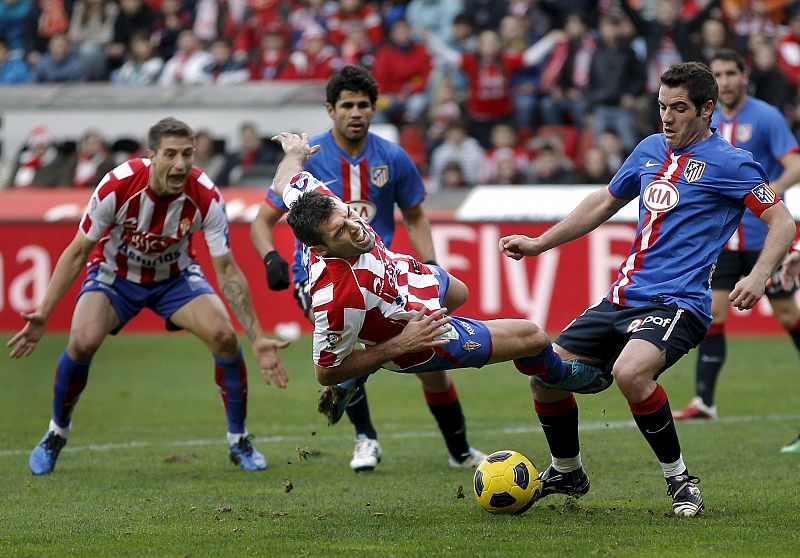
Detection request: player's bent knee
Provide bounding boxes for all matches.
[67,331,104,361]
[416,370,450,391]
[206,327,240,357]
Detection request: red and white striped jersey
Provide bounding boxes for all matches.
[280,171,442,370]
[79,158,230,284]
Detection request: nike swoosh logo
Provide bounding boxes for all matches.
[323,179,339,186]
[645,160,658,168]
[645,422,670,434]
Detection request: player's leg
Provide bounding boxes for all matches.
[675,289,729,420]
[676,250,743,420]
[168,291,266,471]
[768,294,800,353]
[616,307,707,516]
[767,294,800,453]
[415,370,486,468]
[30,290,120,475]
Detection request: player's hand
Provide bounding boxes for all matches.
[779,251,800,291]
[270,132,320,160]
[263,250,290,290]
[729,274,767,311]
[250,336,290,388]
[499,235,542,260]
[396,308,453,353]
[7,311,47,359]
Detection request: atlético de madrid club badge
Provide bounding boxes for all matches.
[370,165,389,188]
[735,124,752,143]
[683,159,706,183]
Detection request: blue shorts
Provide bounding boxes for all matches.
[78,263,216,334]
[388,316,493,374]
[428,264,451,305]
[556,299,706,375]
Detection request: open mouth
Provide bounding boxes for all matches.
[167,175,186,187]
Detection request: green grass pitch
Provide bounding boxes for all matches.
[1,332,799,557]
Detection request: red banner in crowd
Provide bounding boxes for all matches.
[0,221,789,335]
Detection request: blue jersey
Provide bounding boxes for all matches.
[607,131,780,327]
[266,130,426,283]
[712,97,800,251]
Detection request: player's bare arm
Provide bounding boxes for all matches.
[771,152,800,194]
[250,203,284,259]
[314,308,453,386]
[7,232,96,358]
[210,253,290,387]
[270,132,320,197]
[779,250,800,290]
[729,202,796,310]
[499,187,628,259]
[401,205,436,262]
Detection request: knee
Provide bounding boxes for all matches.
[774,308,800,330]
[417,370,450,392]
[208,327,240,357]
[611,360,648,399]
[67,331,103,361]
[525,323,551,353]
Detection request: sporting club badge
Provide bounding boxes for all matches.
[750,182,776,204]
[463,340,481,351]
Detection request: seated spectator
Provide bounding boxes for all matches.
[528,143,576,185]
[440,160,468,189]
[750,38,794,117]
[776,6,800,93]
[67,129,116,188]
[479,122,530,184]
[12,126,72,188]
[216,122,281,187]
[24,0,71,65]
[585,14,642,153]
[194,130,227,184]
[575,146,613,184]
[0,37,32,84]
[406,0,462,44]
[424,76,463,154]
[151,0,193,60]
[597,128,625,174]
[429,120,485,192]
[327,0,383,49]
[158,29,213,86]
[337,26,376,70]
[695,17,739,64]
[33,33,88,83]
[373,18,433,125]
[202,39,249,85]
[194,0,248,44]
[111,30,164,84]
[107,0,155,70]
[249,24,291,81]
[0,0,33,55]
[288,0,337,48]
[68,0,118,80]
[282,24,337,80]
[232,0,284,61]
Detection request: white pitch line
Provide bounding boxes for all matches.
[2,413,799,458]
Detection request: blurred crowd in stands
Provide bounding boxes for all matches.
[2,0,800,191]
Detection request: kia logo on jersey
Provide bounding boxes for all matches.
[642,179,680,212]
[346,199,377,222]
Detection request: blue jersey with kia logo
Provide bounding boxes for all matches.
[713,97,800,251]
[607,131,779,327]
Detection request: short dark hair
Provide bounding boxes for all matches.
[148,117,194,150]
[661,62,718,117]
[286,190,338,247]
[326,65,378,106]
[709,48,746,73]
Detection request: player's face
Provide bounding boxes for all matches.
[148,135,195,196]
[657,84,713,150]
[315,199,376,258]
[327,90,375,145]
[711,59,747,110]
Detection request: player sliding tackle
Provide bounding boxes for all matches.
[267,131,608,423]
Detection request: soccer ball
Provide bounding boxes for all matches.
[473,450,541,514]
